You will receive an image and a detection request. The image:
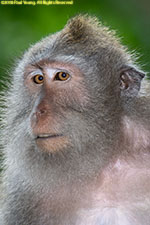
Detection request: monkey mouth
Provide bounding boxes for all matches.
[36,134,63,139]
[35,133,69,153]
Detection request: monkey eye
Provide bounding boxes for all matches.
[55,72,70,81]
[33,74,44,84]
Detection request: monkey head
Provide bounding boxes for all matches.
[4,15,145,177]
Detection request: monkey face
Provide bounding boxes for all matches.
[24,60,89,153]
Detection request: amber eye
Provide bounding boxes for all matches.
[33,74,44,84]
[55,72,70,81]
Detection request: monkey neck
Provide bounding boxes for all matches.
[121,97,150,156]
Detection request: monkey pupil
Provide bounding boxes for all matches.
[61,73,66,78]
[38,76,43,81]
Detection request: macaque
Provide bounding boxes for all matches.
[1,15,150,225]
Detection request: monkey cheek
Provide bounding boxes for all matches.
[36,136,70,153]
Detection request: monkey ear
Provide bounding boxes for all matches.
[120,65,145,97]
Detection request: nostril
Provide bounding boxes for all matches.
[39,109,46,115]
[37,108,47,116]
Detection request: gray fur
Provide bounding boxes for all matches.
[0,15,150,225]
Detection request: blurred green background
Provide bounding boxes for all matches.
[0,0,150,87]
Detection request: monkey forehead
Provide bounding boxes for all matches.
[20,15,131,70]
[24,59,83,78]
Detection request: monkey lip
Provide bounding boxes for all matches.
[36,134,63,139]
[35,133,69,153]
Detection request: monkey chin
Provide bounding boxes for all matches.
[36,135,69,153]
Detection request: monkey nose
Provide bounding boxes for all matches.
[35,108,48,120]
[31,108,47,124]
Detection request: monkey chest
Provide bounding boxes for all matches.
[75,207,132,225]
[41,161,150,225]
[75,190,147,225]
[74,163,150,225]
